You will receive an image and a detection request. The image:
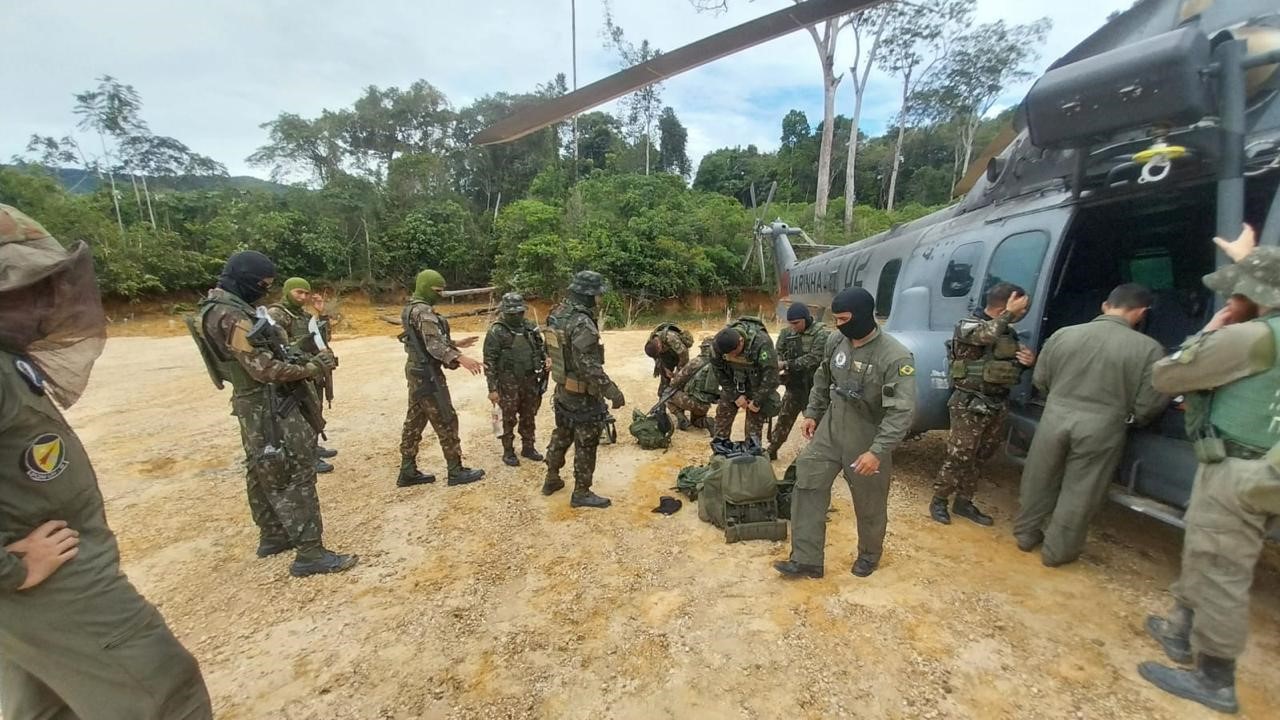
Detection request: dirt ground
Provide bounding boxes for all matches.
[63,306,1280,719]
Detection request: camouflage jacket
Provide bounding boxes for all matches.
[402,300,460,371]
[266,302,333,359]
[483,317,547,390]
[650,325,691,376]
[949,309,1026,396]
[548,300,619,399]
[712,318,780,407]
[200,288,315,399]
[776,321,829,388]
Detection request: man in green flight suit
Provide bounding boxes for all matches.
[398,269,486,487]
[711,316,780,444]
[0,203,214,719]
[1012,283,1168,567]
[931,283,1036,526]
[543,271,626,508]
[484,292,549,467]
[268,277,338,475]
[1139,224,1280,715]
[195,251,356,577]
[775,288,916,579]
[767,302,829,460]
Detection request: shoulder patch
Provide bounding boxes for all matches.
[899,364,916,376]
[24,432,69,482]
[14,358,45,394]
[229,318,255,353]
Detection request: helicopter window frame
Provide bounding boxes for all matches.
[981,230,1051,304]
[876,259,902,317]
[941,242,982,298]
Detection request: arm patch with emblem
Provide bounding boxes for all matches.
[899,364,915,376]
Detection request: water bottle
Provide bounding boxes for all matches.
[491,403,503,437]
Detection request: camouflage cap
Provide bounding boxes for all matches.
[569,270,608,296]
[500,292,527,313]
[0,203,76,292]
[1203,246,1280,308]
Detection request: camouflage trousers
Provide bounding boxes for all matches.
[495,374,543,448]
[545,388,607,496]
[232,393,325,559]
[714,395,766,442]
[934,391,1008,501]
[768,383,811,450]
[399,368,463,470]
[666,391,711,422]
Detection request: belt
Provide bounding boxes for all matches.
[1224,439,1266,461]
[561,377,590,395]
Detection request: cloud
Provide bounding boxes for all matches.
[2,0,1129,179]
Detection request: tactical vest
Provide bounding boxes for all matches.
[401,300,447,369]
[188,295,258,394]
[491,320,542,377]
[1209,315,1280,453]
[948,314,1021,391]
[268,302,309,343]
[689,363,721,405]
[546,303,596,394]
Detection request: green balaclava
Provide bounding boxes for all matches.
[282,277,310,311]
[413,269,446,304]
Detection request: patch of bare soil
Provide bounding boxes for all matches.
[63,329,1280,719]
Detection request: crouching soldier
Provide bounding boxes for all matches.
[662,337,721,433]
[484,293,549,466]
[711,316,780,444]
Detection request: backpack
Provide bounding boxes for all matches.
[676,464,714,500]
[652,322,695,352]
[629,408,673,449]
[697,454,788,543]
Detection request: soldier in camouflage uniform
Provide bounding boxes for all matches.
[484,292,549,467]
[543,271,626,509]
[711,316,780,443]
[663,337,720,432]
[645,323,692,428]
[1,204,213,719]
[194,252,356,578]
[398,269,486,488]
[267,277,337,475]
[930,283,1036,526]
[767,303,829,460]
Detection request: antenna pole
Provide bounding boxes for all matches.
[572,0,579,182]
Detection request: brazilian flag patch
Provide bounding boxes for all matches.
[899,365,915,377]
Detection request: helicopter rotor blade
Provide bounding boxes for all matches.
[471,0,886,146]
[749,182,758,218]
[761,180,777,221]
[756,230,768,285]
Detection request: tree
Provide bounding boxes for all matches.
[842,6,890,232]
[248,111,350,185]
[571,111,624,175]
[876,0,973,211]
[603,6,664,175]
[73,75,148,240]
[657,107,691,178]
[344,80,453,178]
[914,18,1051,194]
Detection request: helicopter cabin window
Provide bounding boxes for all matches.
[982,231,1050,302]
[941,242,981,298]
[876,259,901,317]
[1127,251,1175,291]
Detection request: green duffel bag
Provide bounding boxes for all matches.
[721,453,778,504]
[629,409,673,449]
[676,464,713,500]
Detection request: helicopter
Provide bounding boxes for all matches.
[474,0,1280,530]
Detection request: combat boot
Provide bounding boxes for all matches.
[571,491,612,508]
[521,443,545,462]
[952,498,993,526]
[767,445,779,461]
[397,459,436,487]
[447,466,486,486]
[1145,604,1194,665]
[501,439,519,467]
[315,458,334,474]
[289,550,359,578]
[929,496,951,524]
[851,556,878,578]
[1138,654,1239,714]
[541,473,565,496]
[1015,529,1044,552]
[675,411,690,431]
[256,537,294,558]
[317,446,338,459]
[773,560,823,579]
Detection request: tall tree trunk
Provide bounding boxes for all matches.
[815,65,837,227]
[141,174,158,229]
[886,74,911,212]
[97,132,125,242]
[645,131,651,176]
[843,88,866,232]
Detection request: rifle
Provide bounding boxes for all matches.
[305,316,335,408]
[398,320,441,401]
[246,307,327,440]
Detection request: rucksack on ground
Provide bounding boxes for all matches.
[696,454,787,543]
[676,464,714,500]
[629,409,673,449]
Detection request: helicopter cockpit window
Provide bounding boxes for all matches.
[982,231,1050,302]
[941,243,981,298]
[876,259,902,317]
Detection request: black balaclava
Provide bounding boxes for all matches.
[786,302,812,329]
[831,287,877,340]
[217,251,276,305]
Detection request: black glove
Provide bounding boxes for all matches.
[608,386,626,410]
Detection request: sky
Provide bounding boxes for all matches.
[5,0,1131,181]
